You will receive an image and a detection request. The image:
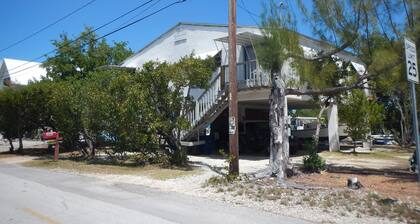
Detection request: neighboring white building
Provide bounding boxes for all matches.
[121,22,364,154]
[0,58,47,89]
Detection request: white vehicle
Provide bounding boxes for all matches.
[290,117,347,139]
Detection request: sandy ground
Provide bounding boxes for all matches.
[290,172,420,202]
[189,155,270,173]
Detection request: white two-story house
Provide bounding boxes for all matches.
[121,22,365,155]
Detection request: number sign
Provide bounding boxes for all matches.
[405,38,418,83]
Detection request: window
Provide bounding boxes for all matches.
[174,39,187,45]
[174,27,187,45]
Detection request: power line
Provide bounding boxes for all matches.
[117,0,162,28]
[0,0,97,54]
[8,0,187,76]
[238,0,259,25]
[7,0,157,74]
[96,0,186,40]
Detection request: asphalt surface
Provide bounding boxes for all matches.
[0,162,311,224]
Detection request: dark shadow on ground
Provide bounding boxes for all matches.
[190,154,269,161]
[1,147,53,156]
[326,165,415,176]
[30,153,198,171]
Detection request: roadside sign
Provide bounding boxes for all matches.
[405,38,418,83]
[405,37,420,182]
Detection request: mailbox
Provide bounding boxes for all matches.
[41,131,59,141]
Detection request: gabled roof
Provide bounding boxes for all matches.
[121,22,259,65]
[123,22,362,66]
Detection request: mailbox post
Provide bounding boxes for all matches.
[54,134,60,161]
[43,131,63,161]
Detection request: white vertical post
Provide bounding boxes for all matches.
[284,96,290,158]
[327,102,340,152]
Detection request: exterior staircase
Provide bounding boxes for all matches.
[182,72,228,141]
[181,62,270,143]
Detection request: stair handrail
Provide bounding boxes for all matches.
[186,70,225,129]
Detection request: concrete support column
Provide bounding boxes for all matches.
[363,83,372,150]
[327,102,340,152]
[284,96,290,158]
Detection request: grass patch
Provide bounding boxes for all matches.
[23,158,201,180]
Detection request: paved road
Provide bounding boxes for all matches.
[0,163,311,224]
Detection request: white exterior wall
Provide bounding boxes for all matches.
[122,24,260,68]
[0,58,46,89]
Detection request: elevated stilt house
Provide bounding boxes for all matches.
[121,22,366,155]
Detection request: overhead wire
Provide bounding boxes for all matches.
[95,0,186,41]
[0,0,98,54]
[7,0,157,74]
[8,0,187,76]
[238,0,260,25]
[117,0,163,28]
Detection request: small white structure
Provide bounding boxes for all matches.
[0,58,47,89]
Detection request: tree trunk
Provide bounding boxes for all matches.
[161,131,187,166]
[393,96,412,147]
[18,137,23,152]
[88,140,95,158]
[353,141,357,153]
[269,72,289,180]
[7,138,14,153]
[314,104,328,149]
[83,129,96,159]
[17,128,23,154]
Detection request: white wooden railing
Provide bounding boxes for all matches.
[223,60,271,90]
[185,71,225,128]
[182,61,271,139]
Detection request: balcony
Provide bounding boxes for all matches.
[222,59,271,90]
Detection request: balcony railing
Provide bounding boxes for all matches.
[223,60,271,89]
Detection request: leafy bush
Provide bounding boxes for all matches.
[303,143,326,173]
[129,152,171,167]
[409,151,417,172]
[218,149,239,180]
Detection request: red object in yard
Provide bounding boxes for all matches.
[54,139,59,161]
[42,131,59,141]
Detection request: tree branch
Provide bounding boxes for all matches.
[286,55,402,97]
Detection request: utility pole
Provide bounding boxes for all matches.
[228,0,239,175]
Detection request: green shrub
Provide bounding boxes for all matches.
[129,152,171,167]
[218,149,238,179]
[303,143,326,173]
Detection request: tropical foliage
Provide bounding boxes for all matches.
[0,29,214,166]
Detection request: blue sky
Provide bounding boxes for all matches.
[0,0,311,61]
